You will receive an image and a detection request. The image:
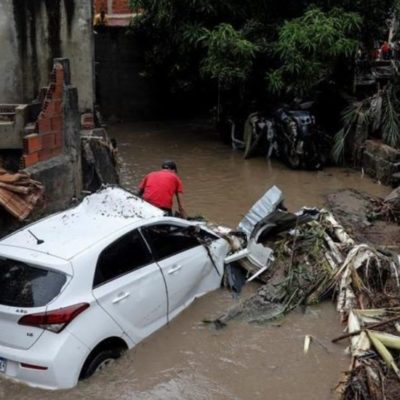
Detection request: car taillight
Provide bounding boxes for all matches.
[20,363,48,370]
[18,303,90,333]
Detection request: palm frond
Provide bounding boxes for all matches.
[332,101,365,164]
[331,128,347,164]
[381,85,400,148]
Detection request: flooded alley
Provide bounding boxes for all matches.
[2,120,391,400]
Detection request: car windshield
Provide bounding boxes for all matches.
[0,258,67,307]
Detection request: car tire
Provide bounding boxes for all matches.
[80,347,123,380]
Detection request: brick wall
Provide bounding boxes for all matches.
[94,0,107,13]
[22,64,65,168]
[112,0,131,14]
[94,0,131,14]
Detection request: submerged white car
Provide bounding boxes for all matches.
[0,187,230,390]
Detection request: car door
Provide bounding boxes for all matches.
[141,223,223,320]
[92,229,168,344]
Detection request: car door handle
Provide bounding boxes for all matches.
[112,292,130,304]
[168,265,183,274]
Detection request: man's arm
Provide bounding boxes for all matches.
[176,192,187,219]
[137,176,146,197]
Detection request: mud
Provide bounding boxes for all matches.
[326,189,400,252]
[1,120,392,399]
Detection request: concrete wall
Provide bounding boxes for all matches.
[0,0,94,112]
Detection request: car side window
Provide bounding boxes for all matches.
[141,224,201,261]
[94,230,153,287]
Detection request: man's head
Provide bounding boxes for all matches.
[161,160,177,172]
[100,10,106,17]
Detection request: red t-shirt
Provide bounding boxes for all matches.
[139,170,183,209]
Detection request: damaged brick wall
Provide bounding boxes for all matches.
[22,63,65,168]
[0,57,82,237]
[23,58,82,213]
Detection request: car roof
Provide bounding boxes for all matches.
[0,187,165,261]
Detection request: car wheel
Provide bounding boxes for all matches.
[80,347,123,380]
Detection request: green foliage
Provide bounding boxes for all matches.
[128,0,400,158]
[381,84,400,147]
[332,101,366,164]
[267,7,361,96]
[201,24,258,85]
[129,0,375,101]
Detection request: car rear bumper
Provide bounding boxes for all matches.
[0,330,90,390]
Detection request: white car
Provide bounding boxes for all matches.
[0,187,230,390]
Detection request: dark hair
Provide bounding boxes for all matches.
[161,160,177,171]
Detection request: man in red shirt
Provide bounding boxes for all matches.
[138,161,187,218]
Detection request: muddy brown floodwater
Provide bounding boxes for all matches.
[2,121,391,400]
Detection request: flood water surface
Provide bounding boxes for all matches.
[3,121,390,400]
[112,121,389,225]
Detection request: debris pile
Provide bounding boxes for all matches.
[332,242,400,400]
[0,168,43,220]
[218,186,400,399]
[373,187,400,224]
[218,210,352,324]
